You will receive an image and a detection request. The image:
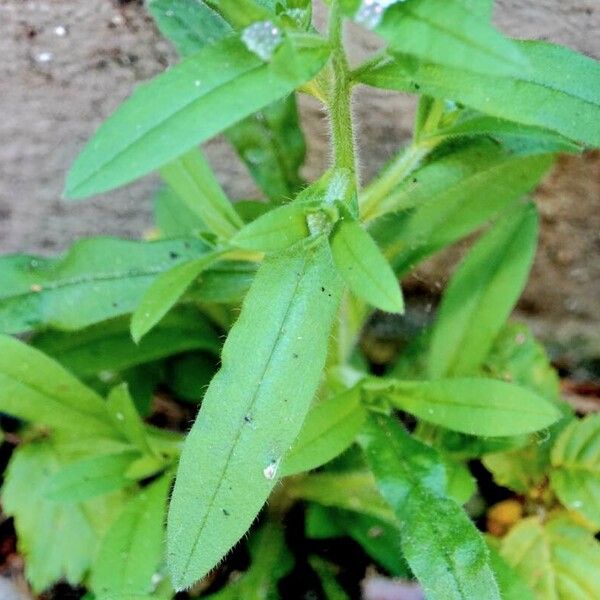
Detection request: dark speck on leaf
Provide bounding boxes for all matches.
[244,415,253,424]
[222,508,230,516]
[293,353,299,359]
[169,251,180,259]
[412,178,418,184]
[321,286,325,292]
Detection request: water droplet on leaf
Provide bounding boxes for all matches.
[241,20,284,62]
[355,0,404,30]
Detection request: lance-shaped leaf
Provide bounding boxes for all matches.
[91,473,172,598]
[286,471,396,524]
[231,202,310,252]
[368,141,552,273]
[154,185,206,238]
[550,414,600,529]
[149,0,307,201]
[44,451,139,503]
[358,414,500,600]
[105,385,154,455]
[351,0,526,77]
[167,238,342,589]
[131,253,222,343]
[330,214,404,314]
[160,150,242,239]
[33,308,219,378]
[65,33,329,199]
[0,237,211,334]
[281,387,366,476]
[359,40,600,147]
[363,378,561,437]
[0,336,116,436]
[500,515,600,599]
[428,202,539,378]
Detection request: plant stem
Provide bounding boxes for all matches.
[328,1,358,191]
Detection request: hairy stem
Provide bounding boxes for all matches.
[328,1,358,192]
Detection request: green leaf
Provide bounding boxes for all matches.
[368,141,552,273]
[358,414,500,600]
[330,214,404,313]
[225,96,307,201]
[33,308,219,378]
[0,335,116,436]
[286,471,396,524]
[365,377,561,437]
[154,185,206,238]
[148,0,232,56]
[231,202,310,252]
[433,113,582,155]
[359,40,600,147]
[500,515,600,599]
[106,384,154,455]
[65,33,329,198]
[309,556,349,600]
[1,440,127,592]
[167,238,343,589]
[486,544,536,600]
[166,351,217,403]
[131,253,221,343]
[149,1,307,201]
[428,202,539,378]
[0,237,211,334]
[281,387,366,476]
[368,0,526,76]
[186,260,257,304]
[91,474,172,597]
[160,150,242,239]
[482,322,562,404]
[44,451,139,502]
[550,414,600,529]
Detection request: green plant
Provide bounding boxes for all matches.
[1,0,599,598]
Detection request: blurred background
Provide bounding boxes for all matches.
[0,0,598,355]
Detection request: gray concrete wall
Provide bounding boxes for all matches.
[0,1,599,348]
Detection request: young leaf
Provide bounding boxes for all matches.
[131,253,221,343]
[550,414,600,529]
[364,377,561,437]
[358,414,500,600]
[281,387,366,476]
[160,150,242,239]
[225,97,307,201]
[428,202,539,378]
[0,237,211,334]
[367,141,552,272]
[286,471,396,524]
[0,335,116,436]
[44,451,139,503]
[366,0,526,76]
[359,40,600,147]
[500,515,600,599]
[106,384,154,455]
[231,202,310,252]
[33,308,219,378]
[154,185,206,238]
[167,238,343,589]
[65,34,330,199]
[91,474,172,597]
[330,215,404,314]
[1,440,127,592]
